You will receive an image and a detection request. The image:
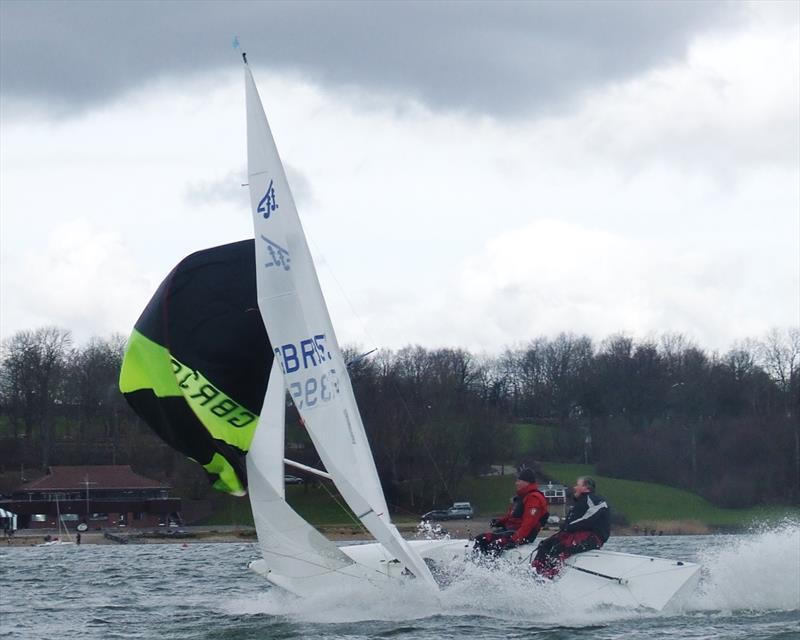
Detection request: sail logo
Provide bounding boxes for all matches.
[260,234,291,271]
[257,180,279,218]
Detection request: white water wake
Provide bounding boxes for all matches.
[224,521,800,623]
[691,519,800,612]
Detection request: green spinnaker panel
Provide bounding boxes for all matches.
[119,240,273,495]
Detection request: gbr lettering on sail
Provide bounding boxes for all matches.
[273,334,341,410]
[251,154,343,414]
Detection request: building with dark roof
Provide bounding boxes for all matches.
[0,465,181,530]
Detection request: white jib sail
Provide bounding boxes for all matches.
[247,360,358,582]
[251,360,288,499]
[248,361,401,592]
[244,64,437,589]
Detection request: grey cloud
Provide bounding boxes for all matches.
[1,0,741,117]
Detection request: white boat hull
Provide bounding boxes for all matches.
[545,547,701,611]
[250,537,700,611]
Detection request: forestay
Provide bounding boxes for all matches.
[244,63,437,589]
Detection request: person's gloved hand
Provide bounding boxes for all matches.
[489,518,501,528]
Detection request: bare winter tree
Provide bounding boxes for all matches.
[758,328,800,401]
[2,325,798,507]
[757,327,800,498]
[0,330,40,440]
[63,334,127,442]
[0,327,73,467]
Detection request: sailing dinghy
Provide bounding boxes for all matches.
[119,56,700,612]
[240,58,700,610]
[36,494,75,547]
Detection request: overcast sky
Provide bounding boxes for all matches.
[1,0,798,355]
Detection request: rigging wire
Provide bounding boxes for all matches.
[304,231,455,510]
[317,475,370,534]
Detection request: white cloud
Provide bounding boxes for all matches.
[5,219,153,342]
[1,11,797,355]
[429,219,796,353]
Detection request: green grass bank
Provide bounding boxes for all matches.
[200,463,798,531]
[461,462,798,530]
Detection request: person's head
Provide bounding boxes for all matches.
[573,476,595,498]
[515,467,536,490]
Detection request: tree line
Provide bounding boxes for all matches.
[0,326,797,509]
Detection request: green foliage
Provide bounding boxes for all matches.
[512,423,550,451]
[515,424,535,449]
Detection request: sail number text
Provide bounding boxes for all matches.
[274,334,333,373]
[274,334,339,410]
[289,368,340,410]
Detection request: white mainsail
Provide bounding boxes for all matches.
[244,63,437,589]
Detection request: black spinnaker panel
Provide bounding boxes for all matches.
[119,240,273,495]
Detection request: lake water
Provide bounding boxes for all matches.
[2,522,798,640]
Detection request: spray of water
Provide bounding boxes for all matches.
[224,522,800,624]
[225,557,572,625]
[224,554,648,626]
[691,519,800,612]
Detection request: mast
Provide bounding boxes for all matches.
[243,58,437,589]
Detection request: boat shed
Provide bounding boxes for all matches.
[541,482,568,517]
[0,507,17,533]
[0,465,181,530]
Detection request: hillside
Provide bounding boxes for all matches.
[197,463,799,531]
[459,462,799,530]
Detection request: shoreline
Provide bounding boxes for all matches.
[3,518,720,547]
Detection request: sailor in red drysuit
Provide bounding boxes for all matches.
[473,467,549,557]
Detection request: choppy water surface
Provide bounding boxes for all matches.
[2,522,798,640]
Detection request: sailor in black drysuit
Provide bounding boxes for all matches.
[533,476,610,578]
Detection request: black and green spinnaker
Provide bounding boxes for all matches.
[119,240,273,495]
